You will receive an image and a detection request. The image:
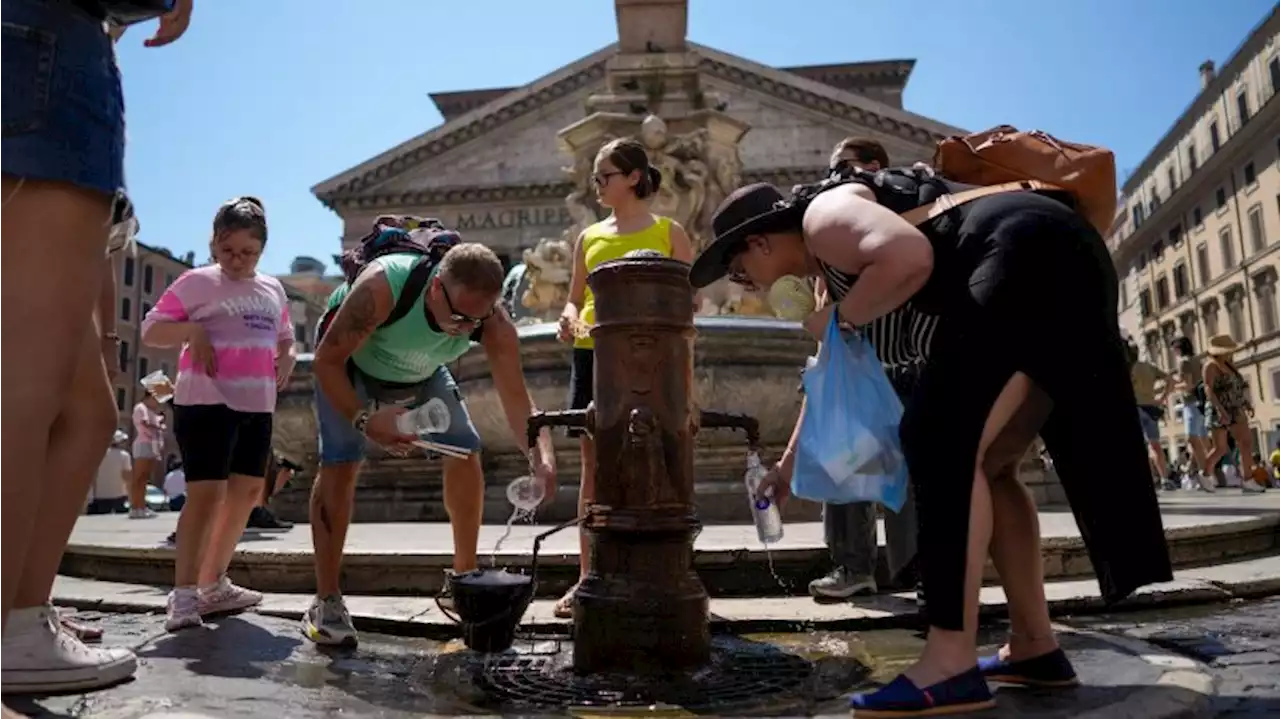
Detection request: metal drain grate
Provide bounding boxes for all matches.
[468,645,817,713]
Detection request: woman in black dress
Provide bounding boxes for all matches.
[689,176,1172,717]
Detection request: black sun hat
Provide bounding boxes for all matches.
[688,183,800,288]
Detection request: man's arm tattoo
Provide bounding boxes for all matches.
[328,284,380,349]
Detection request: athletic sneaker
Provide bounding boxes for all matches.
[808,567,877,599]
[1196,471,1217,493]
[301,594,357,647]
[1,604,136,694]
[128,507,156,519]
[1242,478,1268,494]
[198,575,263,616]
[165,587,203,632]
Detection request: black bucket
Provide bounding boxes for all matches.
[436,569,534,653]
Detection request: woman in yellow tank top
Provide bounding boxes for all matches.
[554,138,694,617]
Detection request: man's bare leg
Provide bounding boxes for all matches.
[443,454,485,573]
[302,462,363,647]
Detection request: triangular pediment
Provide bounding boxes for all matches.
[313,42,966,211]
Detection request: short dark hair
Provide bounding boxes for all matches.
[831,137,891,170]
[213,196,267,244]
[439,242,505,295]
[597,138,662,199]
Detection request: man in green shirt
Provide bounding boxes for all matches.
[306,242,556,647]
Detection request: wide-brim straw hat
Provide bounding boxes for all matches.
[1206,334,1239,356]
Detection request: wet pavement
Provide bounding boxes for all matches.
[1,604,1236,718]
[1067,596,1280,717]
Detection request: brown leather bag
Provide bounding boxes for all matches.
[927,125,1118,235]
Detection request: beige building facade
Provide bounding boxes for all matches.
[111,242,194,454]
[1110,6,1280,457]
[312,46,964,266]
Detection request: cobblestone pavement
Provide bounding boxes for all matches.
[1067,596,1280,717]
[0,604,1237,718]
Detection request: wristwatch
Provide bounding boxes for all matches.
[352,410,371,435]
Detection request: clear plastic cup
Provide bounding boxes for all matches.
[506,475,545,511]
[395,397,451,436]
[140,370,174,404]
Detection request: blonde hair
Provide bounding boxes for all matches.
[438,242,505,295]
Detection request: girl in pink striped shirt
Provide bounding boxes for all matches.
[142,197,297,632]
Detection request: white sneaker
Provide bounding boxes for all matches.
[1242,479,1267,494]
[1,604,136,694]
[808,567,877,599]
[1196,472,1217,493]
[165,588,203,632]
[129,507,156,519]
[198,575,262,616]
[301,595,358,647]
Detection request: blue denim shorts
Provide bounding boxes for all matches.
[1182,401,1207,438]
[2,0,125,197]
[1137,406,1160,442]
[316,366,483,466]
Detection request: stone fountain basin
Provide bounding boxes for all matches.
[271,318,821,524]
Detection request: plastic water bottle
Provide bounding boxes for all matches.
[395,398,451,436]
[744,451,784,544]
[506,475,545,511]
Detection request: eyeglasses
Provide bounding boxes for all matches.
[726,243,755,289]
[439,280,493,327]
[216,246,261,260]
[592,171,625,186]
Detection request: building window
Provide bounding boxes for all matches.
[123,256,135,287]
[1216,187,1228,210]
[1210,121,1222,152]
[115,387,126,411]
[1248,205,1267,253]
[1173,263,1190,299]
[1255,277,1278,335]
[138,357,149,379]
[1161,322,1178,368]
[1119,281,1128,310]
[1152,236,1165,259]
[1137,251,1148,272]
[1167,167,1178,194]
[1132,204,1144,228]
[1244,161,1257,187]
[1227,293,1246,343]
[1237,88,1251,125]
[294,323,306,343]
[141,302,152,320]
[165,273,175,289]
[120,297,131,322]
[1144,331,1162,367]
[142,265,153,294]
[1188,145,1198,173]
[119,341,129,372]
[1196,243,1211,285]
[1203,301,1221,336]
[1271,56,1280,94]
[1220,227,1236,269]
[1139,288,1153,318]
[1193,206,1203,227]
[1155,276,1171,309]
[1179,312,1197,350]
[1168,224,1183,247]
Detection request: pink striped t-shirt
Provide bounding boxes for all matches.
[142,265,293,414]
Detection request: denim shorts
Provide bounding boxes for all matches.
[2,0,125,197]
[1137,406,1160,443]
[316,366,482,466]
[1182,401,1207,438]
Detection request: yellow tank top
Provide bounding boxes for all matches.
[575,216,674,349]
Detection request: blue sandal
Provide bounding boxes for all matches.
[849,666,996,717]
[978,647,1079,688]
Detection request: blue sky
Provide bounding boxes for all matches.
[115,0,1275,274]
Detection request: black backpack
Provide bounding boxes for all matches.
[315,216,461,344]
[791,165,964,218]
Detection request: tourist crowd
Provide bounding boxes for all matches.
[2,1,1248,717]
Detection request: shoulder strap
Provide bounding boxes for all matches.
[899,179,1059,227]
[380,257,435,329]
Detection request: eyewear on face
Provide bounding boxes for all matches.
[218,247,261,260]
[439,281,493,326]
[726,245,755,288]
[592,171,625,186]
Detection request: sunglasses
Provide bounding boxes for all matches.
[438,279,494,327]
[592,171,625,186]
[725,242,755,289]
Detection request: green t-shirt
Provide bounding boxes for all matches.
[326,253,475,383]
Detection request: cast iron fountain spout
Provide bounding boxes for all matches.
[527,408,593,449]
[697,410,761,450]
[519,255,762,676]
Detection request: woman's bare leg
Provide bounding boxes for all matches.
[1,177,112,627]
[1188,436,1209,474]
[198,474,263,585]
[175,483,226,588]
[1147,440,1169,479]
[905,373,1045,687]
[556,437,595,616]
[129,457,155,509]
[1232,423,1255,479]
[12,321,117,610]
[1204,427,1230,477]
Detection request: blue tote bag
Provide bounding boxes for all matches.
[792,314,909,512]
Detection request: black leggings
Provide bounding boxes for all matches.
[173,404,273,482]
[899,196,1172,631]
